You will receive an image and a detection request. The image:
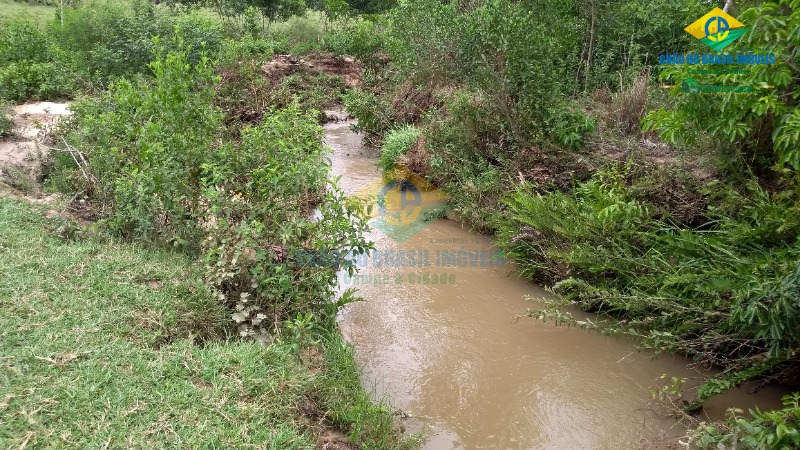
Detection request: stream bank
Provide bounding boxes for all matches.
[324,118,788,449]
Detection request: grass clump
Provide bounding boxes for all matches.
[378,124,420,171]
[0,197,413,449]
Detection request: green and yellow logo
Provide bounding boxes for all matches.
[685,8,748,51]
[353,169,449,243]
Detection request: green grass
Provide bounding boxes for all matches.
[0,197,414,449]
[0,0,57,27]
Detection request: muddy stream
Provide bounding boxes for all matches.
[323,118,788,450]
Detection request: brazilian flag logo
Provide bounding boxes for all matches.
[685,8,748,51]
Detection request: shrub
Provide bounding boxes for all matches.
[342,88,394,144]
[420,94,512,231]
[0,20,79,100]
[57,34,372,337]
[384,0,459,77]
[202,111,372,338]
[269,12,324,55]
[0,60,78,101]
[52,1,223,86]
[217,37,274,66]
[325,17,384,59]
[689,393,800,449]
[644,1,800,174]
[378,124,419,171]
[60,34,222,247]
[0,20,50,65]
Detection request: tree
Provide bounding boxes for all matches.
[252,0,306,26]
[645,0,800,173]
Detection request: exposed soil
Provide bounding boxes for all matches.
[397,135,430,177]
[299,391,361,450]
[316,430,360,450]
[216,54,361,129]
[0,141,38,172]
[0,101,71,180]
[262,54,363,88]
[9,102,71,139]
[0,102,92,223]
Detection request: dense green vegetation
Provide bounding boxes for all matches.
[0,1,411,448]
[337,0,800,446]
[1,0,799,446]
[0,0,384,102]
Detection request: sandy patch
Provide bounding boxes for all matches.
[9,101,71,140]
[0,101,71,178]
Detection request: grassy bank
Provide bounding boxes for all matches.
[0,197,410,449]
[0,0,55,26]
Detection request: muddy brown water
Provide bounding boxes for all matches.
[323,119,787,449]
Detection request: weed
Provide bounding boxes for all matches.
[284,312,321,353]
[544,104,597,150]
[608,70,649,135]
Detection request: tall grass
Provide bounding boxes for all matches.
[378,124,420,171]
[497,165,800,408]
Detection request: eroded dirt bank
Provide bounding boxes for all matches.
[0,102,71,179]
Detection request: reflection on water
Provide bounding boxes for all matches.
[325,120,786,449]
